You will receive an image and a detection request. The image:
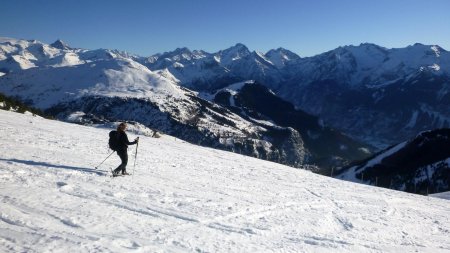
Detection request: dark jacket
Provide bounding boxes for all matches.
[116,130,137,152]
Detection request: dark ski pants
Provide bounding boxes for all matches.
[114,150,128,174]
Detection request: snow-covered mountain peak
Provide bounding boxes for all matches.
[266,47,300,58]
[356,42,386,49]
[171,47,192,55]
[337,43,388,60]
[265,47,300,68]
[228,42,249,51]
[144,54,160,64]
[216,43,251,65]
[50,39,71,50]
[157,47,207,62]
[404,43,443,56]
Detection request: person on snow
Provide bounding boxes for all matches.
[113,122,139,176]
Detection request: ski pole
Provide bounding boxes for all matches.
[132,138,139,177]
[95,151,115,169]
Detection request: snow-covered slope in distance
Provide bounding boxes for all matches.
[0,38,187,110]
[1,109,449,252]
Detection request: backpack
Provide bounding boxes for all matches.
[108,130,120,151]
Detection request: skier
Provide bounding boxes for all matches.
[112,122,139,176]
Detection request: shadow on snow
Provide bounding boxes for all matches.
[0,158,107,176]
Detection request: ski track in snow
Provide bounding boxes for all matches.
[0,110,450,252]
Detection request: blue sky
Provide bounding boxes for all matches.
[2,0,449,57]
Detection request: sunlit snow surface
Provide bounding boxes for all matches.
[0,110,449,252]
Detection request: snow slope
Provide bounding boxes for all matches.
[1,109,450,252]
[0,39,187,110]
[338,141,408,182]
[432,192,450,200]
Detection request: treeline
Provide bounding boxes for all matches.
[0,93,51,118]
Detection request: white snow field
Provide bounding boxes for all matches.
[1,109,449,253]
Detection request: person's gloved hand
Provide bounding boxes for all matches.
[135,137,139,143]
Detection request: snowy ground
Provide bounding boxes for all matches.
[432,192,450,201]
[1,109,450,253]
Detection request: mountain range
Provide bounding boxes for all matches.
[0,38,372,170]
[1,37,449,174]
[142,42,450,148]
